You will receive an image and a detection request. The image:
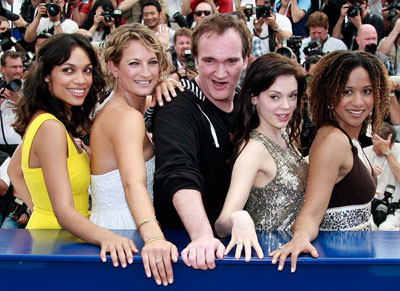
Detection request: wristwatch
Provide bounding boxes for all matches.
[383,150,392,157]
[53,21,61,27]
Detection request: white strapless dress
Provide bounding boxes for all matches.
[89,157,155,229]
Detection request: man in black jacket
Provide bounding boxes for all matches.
[152,14,251,270]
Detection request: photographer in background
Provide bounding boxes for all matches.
[243,0,292,53]
[170,27,197,81]
[63,0,87,27]
[332,0,384,50]
[378,16,400,71]
[364,123,400,203]
[0,157,32,229]
[299,11,347,63]
[24,0,78,43]
[82,0,117,42]
[0,51,22,157]
[356,24,395,75]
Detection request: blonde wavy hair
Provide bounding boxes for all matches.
[101,23,171,94]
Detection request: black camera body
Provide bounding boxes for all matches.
[243,4,253,19]
[44,1,60,17]
[372,184,396,226]
[386,1,400,20]
[256,3,272,19]
[347,4,361,18]
[173,11,189,28]
[22,51,35,72]
[0,5,19,21]
[184,49,196,71]
[0,78,22,98]
[303,39,324,57]
[101,8,122,23]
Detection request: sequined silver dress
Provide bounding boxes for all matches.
[245,130,308,232]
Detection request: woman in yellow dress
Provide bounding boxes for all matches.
[9,33,137,268]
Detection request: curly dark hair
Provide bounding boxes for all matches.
[13,33,106,137]
[308,50,390,134]
[231,53,306,161]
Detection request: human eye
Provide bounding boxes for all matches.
[363,88,372,94]
[149,59,158,65]
[84,66,93,74]
[62,67,73,73]
[343,89,352,96]
[203,58,215,64]
[227,58,239,65]
[129,61,139,66]
[270,95,279,100]
[289,93,298,99]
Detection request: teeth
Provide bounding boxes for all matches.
[348,110,363,114]
[70,89,84,94]
[136,81,150,85]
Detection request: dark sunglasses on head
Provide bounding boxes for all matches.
[194,10,211,16]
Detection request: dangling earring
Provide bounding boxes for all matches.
[328,104,335,120]
[252,104,256,114]
[45,78,49,82]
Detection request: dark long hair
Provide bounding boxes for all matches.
[231,53,306,161]
[13,33,106,137]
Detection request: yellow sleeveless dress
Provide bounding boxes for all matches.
[23,113,90,229]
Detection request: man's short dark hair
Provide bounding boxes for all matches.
[1,51,22,67]
[141,0,162,13]
[376,122,397,144]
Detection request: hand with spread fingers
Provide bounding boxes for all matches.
[141,238,179,286]
[224,211,263,262]
[151,77,184,107]
[269,235,318,273]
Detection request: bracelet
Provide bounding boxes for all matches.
[137,218,159,229]
[144,236,166,246]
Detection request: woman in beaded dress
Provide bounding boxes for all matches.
[270,51,390,273]
[215,53,308,261]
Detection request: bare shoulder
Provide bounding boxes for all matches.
[236,138,273,168]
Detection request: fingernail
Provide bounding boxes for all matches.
[114,262,118,267]
[168,278,173,284]
[122,263,127,268]
[160,102,164,106]
[156,280,162,285]
[128,258,133,264]
[146,272,151,278]
[163,281,168,286]
[101,257,106,262]
[278,265,283,271]
[174,256,178,261]
[272,258,276,264]
[291,267,295,273]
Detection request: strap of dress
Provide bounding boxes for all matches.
[22,113,76,169]
[334,125,356,150]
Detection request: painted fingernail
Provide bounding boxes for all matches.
[122,263,127,268]
[291,267,295,273]
[163,281,168,286]
[114,262,118,267]
[128,258,133,264]
[271,258,276,264]
[146,272,151,278]
[156,280,162,285]
[174,256,178,261]
[278,265,283,271]
[168,278,173,284]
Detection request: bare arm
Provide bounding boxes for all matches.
[389,94,400,125]
[372,134,400,183]
[289,0,306,23]
[24,4,46,43]
[173,189,225,270]
[118,0,140,12]
[34,120,138,267]
[332,4,348,40]
[110,108,178,286]
[270,127,353,272]
[8,144,33,210]
[181,0,192,15]
[378,19,400,56]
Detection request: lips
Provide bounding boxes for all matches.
[347,109,364,117]
[276,114,290,122]
[68,88,86,97]
[212,80,228,89]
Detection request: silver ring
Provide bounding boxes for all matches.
[236,240,243,246]
[278,243,284,251]
[156,258,163,264]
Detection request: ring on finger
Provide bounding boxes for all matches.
[156,258,163,264]
[236,240,243,246]
[278,243,284,251]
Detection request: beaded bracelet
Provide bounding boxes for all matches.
[144,236,166,246]
[137,218,160,230]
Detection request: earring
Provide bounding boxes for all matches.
[328,104,335,120]
[252,104,256,114]
[45,78,49,82]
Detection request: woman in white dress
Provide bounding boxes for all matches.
[89,23,178,286]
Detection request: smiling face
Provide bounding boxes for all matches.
[334,66,374,137]
[195,28,247,111]
[110,40,160,99]
[252,74,298,134]
[47,46,93,109]
[142,5,161,30]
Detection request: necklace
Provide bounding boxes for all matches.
[116,86,134,108]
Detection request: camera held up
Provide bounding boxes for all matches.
[184,49,196,71]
